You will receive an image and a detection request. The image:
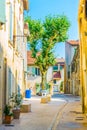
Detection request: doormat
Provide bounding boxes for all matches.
[5,124,14,127]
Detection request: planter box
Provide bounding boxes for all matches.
[4,115,11,124]
[47,95,51,102]
[41,97,48,103]
[20,104,31,113]
[13,109,20,119]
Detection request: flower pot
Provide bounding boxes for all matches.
[13,109,20,119]
[5,115,11,124]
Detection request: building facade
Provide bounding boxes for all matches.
[70,46,80,96]
[78,0,87,113]
[52,58,65,93]
[0,0,29,124]
[27,51,65,95]
[65,40,79,94]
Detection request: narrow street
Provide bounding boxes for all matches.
[0,94,87,130]
[0,1,87,130]
[52,94,87,130]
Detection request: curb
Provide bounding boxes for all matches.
[48,101,68,130]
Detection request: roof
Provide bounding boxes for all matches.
[27,51,36,65]
[27,51,40,65]
[53,71,61,79]
[55,58,65,65]
[66,40,79,46]
[27,51,65,66]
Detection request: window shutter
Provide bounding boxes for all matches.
[9,4,13,40]
[8,69,12,97]
[32,67,35,75]
[0,0,6,23]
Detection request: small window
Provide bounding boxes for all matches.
[35,68,40,76]
[53,66,58,71]
[53,80,56,84]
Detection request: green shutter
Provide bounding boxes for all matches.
[0,0,6,23]
[32,67,35,75]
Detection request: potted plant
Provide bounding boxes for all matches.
[60,81,64,93]
[3,104,13,124]
[10,93,23,119]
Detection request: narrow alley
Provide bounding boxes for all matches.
[0,1,87,130]
[0,94,87,130]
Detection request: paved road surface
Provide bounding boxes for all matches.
[0,94,86,130]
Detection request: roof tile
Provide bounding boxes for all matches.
[66,40,79,45]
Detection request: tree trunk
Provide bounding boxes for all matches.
[41,72,47,90]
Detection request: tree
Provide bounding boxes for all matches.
[60,81,64,92]
[25,15,70,90]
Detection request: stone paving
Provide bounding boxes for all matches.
[0,94,87,130]
[0,95,66,130]
[54,99,87,130]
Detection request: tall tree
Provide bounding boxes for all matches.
[25,15,70,90]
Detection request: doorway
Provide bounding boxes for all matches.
[0,59,3,124]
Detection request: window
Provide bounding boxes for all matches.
[68,71,70,78]
[8,3,13,41]
[8,68,12,97]
[53,66,58,71]
[35,68,40,76]
[60,65,63,70]
[53,80,56,84]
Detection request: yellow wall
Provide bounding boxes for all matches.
[78,0,87,113]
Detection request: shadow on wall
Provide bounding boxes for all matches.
[0,43,24,124]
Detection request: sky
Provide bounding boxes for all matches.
[26,0,79,58]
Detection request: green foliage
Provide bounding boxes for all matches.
[25,17,43,44]
[35,51,56,73]
[10,93,23,109]
[45,83,51,94]
[3,105,13,116]
[60,81,64,91]
[43,15,70,42]
[45,83,50,89]
[36,83,41,93]
[25,15,70,89]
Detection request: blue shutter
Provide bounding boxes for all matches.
[9,4,13,40]
[0,0,6,23]
[32,67,35,75]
